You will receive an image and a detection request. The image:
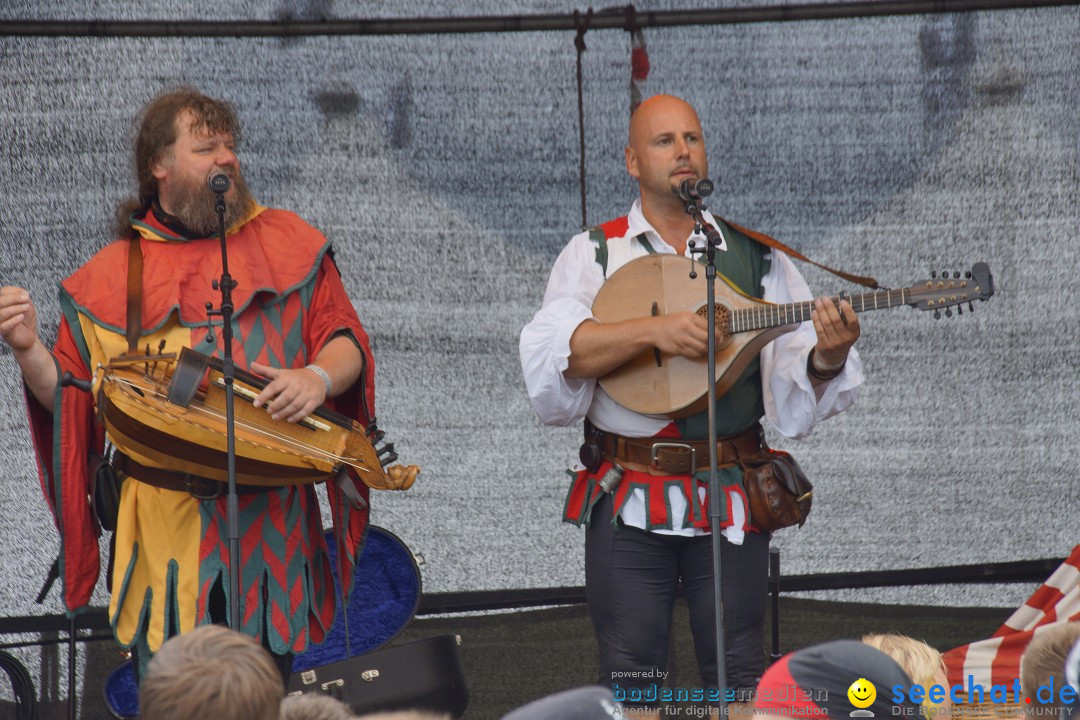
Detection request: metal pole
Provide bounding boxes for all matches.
[2,1,1077,37]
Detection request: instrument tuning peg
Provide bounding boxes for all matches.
[933,309,941,320]
[953,271,961,279]
[945,308,953,318]
[965,270,972,279]
[968,302,974,312]
[941,269,949,278]
[957,305,963,315]
[931,270,937,278]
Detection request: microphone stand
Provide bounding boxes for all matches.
[206,175,242,629]
[680,188,729,718]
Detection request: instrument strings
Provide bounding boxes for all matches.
[108,374,375,472]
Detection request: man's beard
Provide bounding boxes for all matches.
[167,169,256,237]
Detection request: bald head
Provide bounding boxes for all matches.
[628,94,701,148]
[625,94,708,208]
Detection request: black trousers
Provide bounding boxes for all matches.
[585,493,769,705]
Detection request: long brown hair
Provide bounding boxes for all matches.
[113,87,242,238]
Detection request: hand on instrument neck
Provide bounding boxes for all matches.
[809,296,860,386]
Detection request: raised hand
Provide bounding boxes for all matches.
[0,286,40,353]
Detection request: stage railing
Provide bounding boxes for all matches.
[0,554,1062,642]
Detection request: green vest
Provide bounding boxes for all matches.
[678,221,771,441]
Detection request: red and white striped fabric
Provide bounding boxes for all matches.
[944,545,1080,690]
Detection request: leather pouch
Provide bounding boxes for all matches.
[90,449,121,535]
[742,451,813,532]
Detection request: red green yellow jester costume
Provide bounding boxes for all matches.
[26,204,374,666]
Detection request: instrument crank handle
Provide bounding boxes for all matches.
[60,371,92,393]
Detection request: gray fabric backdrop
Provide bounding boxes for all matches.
[0,0,1077,712]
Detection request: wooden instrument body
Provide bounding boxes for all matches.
[592,255,996,417]
[95,350,396,489]
[592,254,795,418]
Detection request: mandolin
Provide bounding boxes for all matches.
[592,255,995,418]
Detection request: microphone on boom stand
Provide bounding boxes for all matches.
[673,172,731,719]
[208,170,231,195]
[673,177,714,204]
[205,167,242,630]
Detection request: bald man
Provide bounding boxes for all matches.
[520,95,862,715]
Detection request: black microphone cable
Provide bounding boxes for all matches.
[0,649,38,720]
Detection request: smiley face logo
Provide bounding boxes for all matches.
[848,678,877,709]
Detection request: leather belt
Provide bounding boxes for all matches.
[596,424,765,476]
[113,453,279,500]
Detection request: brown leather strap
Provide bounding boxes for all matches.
[125,239,143,355]
[113,453,278,499]
[597,425,766,476]
[722,218,881,290]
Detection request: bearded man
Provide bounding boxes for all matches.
[0,87,373,680]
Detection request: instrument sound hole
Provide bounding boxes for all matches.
[696,304,733,350]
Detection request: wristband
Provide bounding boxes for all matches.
[305,363,333,395]
[808,349,846,381]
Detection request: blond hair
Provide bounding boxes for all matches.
[140,625,284,720]
[356,712,451,720]
[862,634,946,688]
[280,693,359,719]
[1021,622,1080,715]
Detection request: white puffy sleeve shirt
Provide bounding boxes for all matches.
[520,201,862,440]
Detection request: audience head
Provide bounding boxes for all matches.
[862,633,949,717]
[280,693,357,720]
[500,686,621,719]
[1021,622,1080,719]
[139,624,284,720]
[754,640,919,720]
[355,712,452,720]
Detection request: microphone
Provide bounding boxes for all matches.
[208,171,231,194]
[673,177,714,203]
